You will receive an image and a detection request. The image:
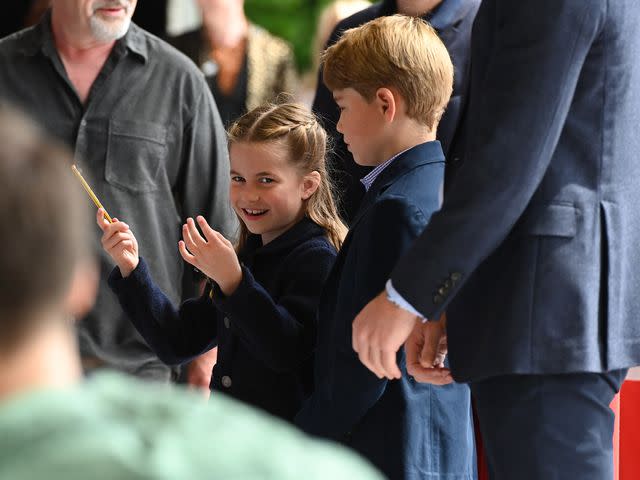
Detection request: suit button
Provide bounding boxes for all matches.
[433,294,444,305]
[438,287,447,296]
[224,317,230,329]
[444,279,452,289]
[221,375,232,388]
[451,272,462,283]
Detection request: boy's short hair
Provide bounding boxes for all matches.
[0,107,88,347]
[322,14,454,129]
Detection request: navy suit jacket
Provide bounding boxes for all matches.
[313,0,480,223]
[391,0,640,382]
[109,218,336,420]
[297,143,476,480]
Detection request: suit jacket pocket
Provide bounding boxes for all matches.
[106,120,167,193]
[520,202,577,238]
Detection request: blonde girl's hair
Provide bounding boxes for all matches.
[227,102,348,252]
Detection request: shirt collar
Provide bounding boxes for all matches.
[18,9,148,63]
[121,21,148,63]
[360,147,412,192]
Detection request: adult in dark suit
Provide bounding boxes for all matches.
[351,1,640,478]
[313,0,480,223]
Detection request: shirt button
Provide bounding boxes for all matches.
[221,375,232,388]
[224,317,230,329]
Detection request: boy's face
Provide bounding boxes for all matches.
[333,88,387,166]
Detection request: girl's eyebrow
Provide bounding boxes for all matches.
[230,169,279,177]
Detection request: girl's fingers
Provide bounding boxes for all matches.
[187,217,206,246]
[182,223,198,252]
[96,209,108,230]
[101,222,129,246]
[178,240,197,266]
[214,229,232,247]
[104,231,134,251]
[196,215,219,243]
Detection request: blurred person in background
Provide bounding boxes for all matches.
[170,0,297,127]
[298,0,371,106]
[0,0,236,382]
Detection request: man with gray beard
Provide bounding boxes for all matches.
[0,0,237,382]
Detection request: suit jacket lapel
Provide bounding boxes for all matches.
[349,141,445,229]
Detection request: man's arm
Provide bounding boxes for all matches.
[354,0,606,378]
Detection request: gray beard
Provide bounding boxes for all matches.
[89,15,131,42]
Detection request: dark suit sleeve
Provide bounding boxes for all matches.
[300,197,430,438]
[108,257,219,365]
[391,0,605,318]
[212,245,336,373]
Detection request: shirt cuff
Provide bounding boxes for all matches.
[385,280,427,321]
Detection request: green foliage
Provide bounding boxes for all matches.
[244,0,333,72]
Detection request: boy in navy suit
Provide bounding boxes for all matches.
[296,15,476,480]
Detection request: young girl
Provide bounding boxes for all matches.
[98,103,347,420]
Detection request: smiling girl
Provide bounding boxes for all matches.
[98,103,346,419]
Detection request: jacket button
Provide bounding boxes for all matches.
[224,317,230,329]
[451,272,462,283]
[433,294,444,305]
[221,375,232,388]
[438,287,447,296]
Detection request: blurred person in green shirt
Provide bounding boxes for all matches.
[0,108,381,480]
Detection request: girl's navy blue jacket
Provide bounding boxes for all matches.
[108,218,336,420]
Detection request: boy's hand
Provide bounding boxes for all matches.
[96,208,139,278]
[179,216,242,296]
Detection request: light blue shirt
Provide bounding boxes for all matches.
[385,280,427,320]
[360,148,411,191]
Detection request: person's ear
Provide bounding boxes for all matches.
[301,171,321,200]
[375,88,397,123]
[64,259,99,320]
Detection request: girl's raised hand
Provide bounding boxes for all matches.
[179,216,242,296]
[96,208,139,278]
